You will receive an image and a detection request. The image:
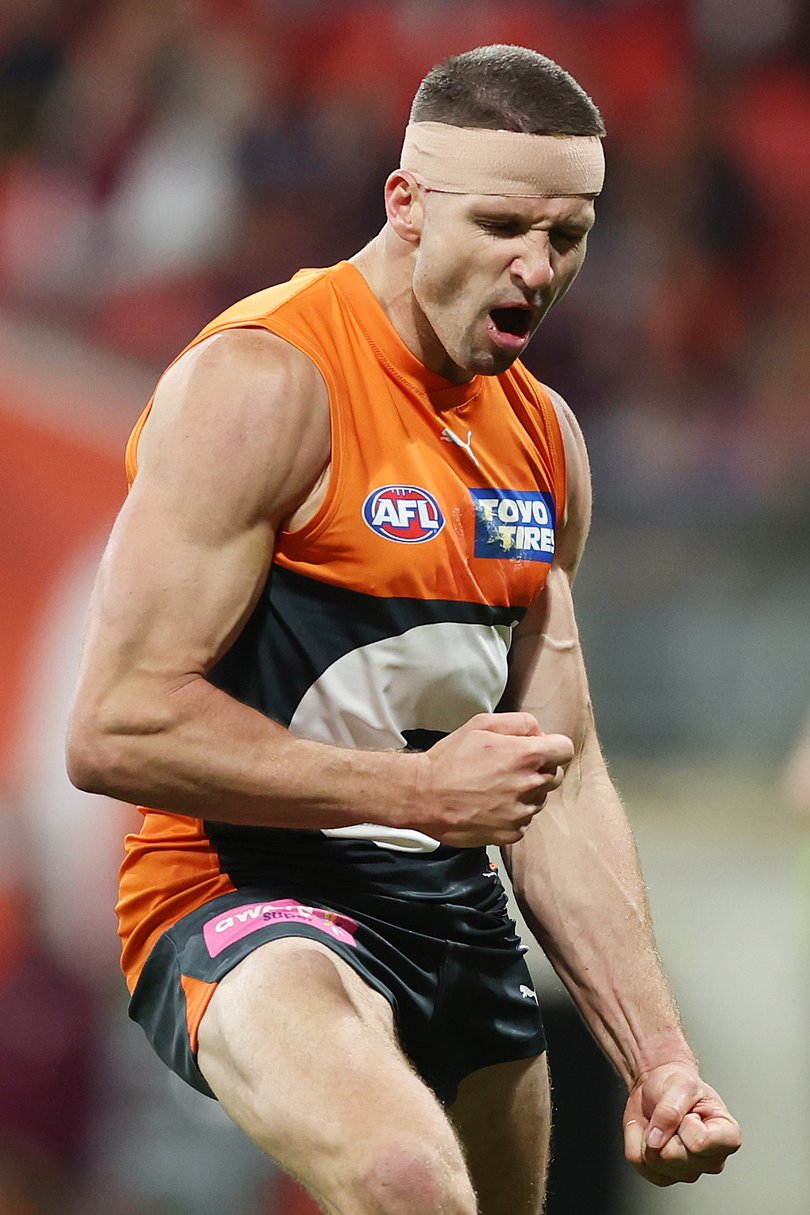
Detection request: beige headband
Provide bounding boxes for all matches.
[400,121,605,197]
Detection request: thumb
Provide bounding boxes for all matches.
[536,732,575,769]
[644,1082,698,1152]
[474,712,543,737]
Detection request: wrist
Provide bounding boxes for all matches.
[627,1029,698,1093]
[387,748,432,831]
[347,746,428,832]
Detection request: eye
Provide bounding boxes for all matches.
[477,219,524,237]
[551,228,586,250]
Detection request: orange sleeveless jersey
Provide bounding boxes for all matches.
[117,261,566,995]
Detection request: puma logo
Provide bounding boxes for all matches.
[441,426,480,468]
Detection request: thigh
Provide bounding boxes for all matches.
[449,1053,551,1215]
[197,936,475,1215]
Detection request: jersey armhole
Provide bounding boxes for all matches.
[125,403,152,486]
[124,320,342,535]
[532,381,567,526]
[264,318,343,545]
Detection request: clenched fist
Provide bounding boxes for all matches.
[413,712,574,847]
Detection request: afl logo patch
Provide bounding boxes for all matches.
[362,485,445,544]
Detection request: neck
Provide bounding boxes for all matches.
[350,228,414,333]
[350,230,474,384]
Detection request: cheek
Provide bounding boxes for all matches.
[416,264,478,336]
[414,243,454,308]
[415,222,478,307]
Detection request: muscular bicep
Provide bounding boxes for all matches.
[549,385,591,582]
[74,329,329,729]
[502,565,592,748]
[86,475,273,697]
[501,388,594,744]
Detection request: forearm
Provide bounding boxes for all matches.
[505,735,695,1090]
[67,672,417,828]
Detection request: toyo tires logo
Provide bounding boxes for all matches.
[362,485,445,544]
[470,489,556,562]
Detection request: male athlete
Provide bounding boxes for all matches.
[67,45,740,1215]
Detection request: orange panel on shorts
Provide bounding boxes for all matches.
[180,972,218,1055]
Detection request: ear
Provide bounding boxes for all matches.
[384,171,424,245]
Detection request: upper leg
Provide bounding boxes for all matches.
[449,1053,551,1215]
[197,936,477,1215]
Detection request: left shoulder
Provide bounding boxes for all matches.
[541,384,593,583]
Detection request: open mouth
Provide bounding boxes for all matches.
[489,307,532,339]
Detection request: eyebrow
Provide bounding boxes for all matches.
[470,203,595,231]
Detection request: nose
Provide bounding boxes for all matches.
[511,233,554,292]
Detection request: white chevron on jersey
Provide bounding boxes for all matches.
[287,620,515,852]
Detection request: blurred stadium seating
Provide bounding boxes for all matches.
[0,3,808,1212]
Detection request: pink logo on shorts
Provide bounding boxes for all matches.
[203,899,359,958]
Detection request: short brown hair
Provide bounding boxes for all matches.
[410,44,605,138]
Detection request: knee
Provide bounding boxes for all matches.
[358,1140,476,1215]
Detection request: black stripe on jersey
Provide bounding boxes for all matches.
[207,564,523,728]
[402,728,447,751]
[203,821,494,901]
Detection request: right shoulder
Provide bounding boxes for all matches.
[134,326,330,526]
[154,326,327,424]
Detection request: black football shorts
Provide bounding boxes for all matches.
[128,845,546,1106]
